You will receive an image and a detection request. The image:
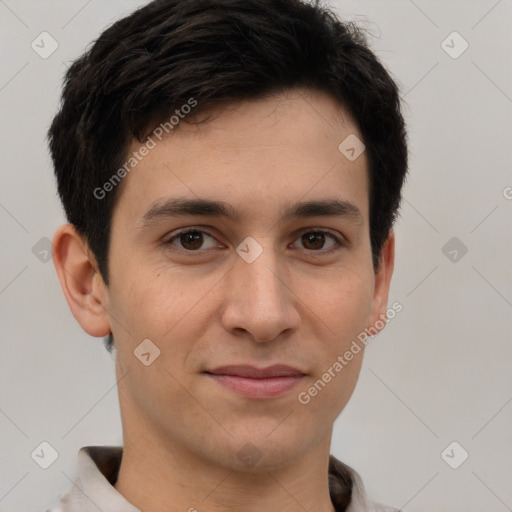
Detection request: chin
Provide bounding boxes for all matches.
[224,430,310,473]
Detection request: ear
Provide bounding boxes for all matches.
[52,224,111,337]
[366,229,395,334]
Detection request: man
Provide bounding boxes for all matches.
[47,0,407,510]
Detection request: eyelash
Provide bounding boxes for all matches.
[163,227,346,255]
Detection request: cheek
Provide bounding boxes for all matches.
[109,262,211,337]
[295,268,371,410]
[107,264,225,389]
[296,265,374,340]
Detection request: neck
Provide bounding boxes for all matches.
[114,428,337,512]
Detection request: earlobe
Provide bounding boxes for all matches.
[367,229,395,335]
[52,224,111,337]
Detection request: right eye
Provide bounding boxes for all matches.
[163,228,221,252]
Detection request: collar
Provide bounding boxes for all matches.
[47,445,397,512]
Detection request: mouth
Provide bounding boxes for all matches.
[203,364,306,399]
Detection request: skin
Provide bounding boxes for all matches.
[53,87,394,512]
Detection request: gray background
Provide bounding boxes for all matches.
[0,1,511,511]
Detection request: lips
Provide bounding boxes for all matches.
[204,364,306,399]
[205,364,305,379]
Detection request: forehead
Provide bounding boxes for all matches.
[113,88,369,224]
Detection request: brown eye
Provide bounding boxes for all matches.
[165,229,218,251]
[301,232,326,250]
[180,231,204,250]
[294,230,340,251]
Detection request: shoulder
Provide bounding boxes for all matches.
[329,454,401,512]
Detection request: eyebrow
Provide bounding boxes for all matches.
[140,197,363,226]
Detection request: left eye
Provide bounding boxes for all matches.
[291,230,340,251]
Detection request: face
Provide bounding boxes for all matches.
[101,88,393,471]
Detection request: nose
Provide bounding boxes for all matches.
[219,241,301,343]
